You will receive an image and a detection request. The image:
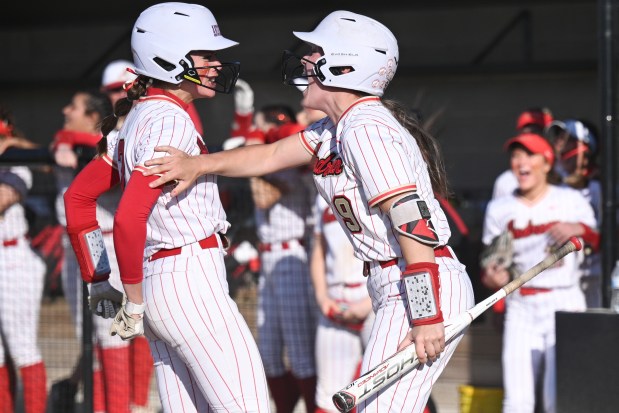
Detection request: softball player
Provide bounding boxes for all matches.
[481,133,598,413]
[51,88,137,413]
[101,59,155,412]
[144,10,476,413]
[492,108,554,200]
[311,194,373,413]
[0,165,47,413]
[64,3,270,412]
[548,119,602,308]
[246,104,319,413]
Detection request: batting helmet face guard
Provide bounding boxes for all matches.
[282,10,399,97]
[547,119,597,154]
[131,2,240,93]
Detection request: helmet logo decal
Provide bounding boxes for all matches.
[372,58,397,92]
[212,25,221,37]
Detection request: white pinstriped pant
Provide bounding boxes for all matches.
[359,254,475,413]
[0,238,46,367]
[315,282,374,412]
[143,240,270,413]
[502,285,585,413]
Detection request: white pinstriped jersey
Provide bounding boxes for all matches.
[492,169,518,200]
[482,185,596,288]
[105,92,229,258]
[0,167,32,239]
[313,194,365,286]
[300,96,451,262]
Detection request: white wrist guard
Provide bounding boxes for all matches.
[401,262,443,326]
[125,301,146,317]
[389,193,439,246]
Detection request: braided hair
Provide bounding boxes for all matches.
[98,75,151,156]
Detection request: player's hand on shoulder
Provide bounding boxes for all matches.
[143,146,199,197]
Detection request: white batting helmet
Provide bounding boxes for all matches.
[131,2,240,93]
[285,10,399,97]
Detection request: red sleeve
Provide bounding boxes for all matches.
[114,171,162,284]
[53,130,102,149]
[580,223,600,253]
[230,112,254,138]
[64,157,120,282]
[436,195,470,237]
[64,157,119,232]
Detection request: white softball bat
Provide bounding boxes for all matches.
[332,237,582,412]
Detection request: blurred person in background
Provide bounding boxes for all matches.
[0,106,47,413]
[310,193,372,413]
[547,118,602,308]
[229,79,319,413]
[492,107,554,200]
[481,132,598,413]
[49,88,134,413]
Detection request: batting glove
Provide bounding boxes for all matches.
[234,79,254,115]
[110,298,145,341]
[88,280,124,319]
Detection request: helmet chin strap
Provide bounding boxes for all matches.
[175,59,240,94]
[176,59,201,84]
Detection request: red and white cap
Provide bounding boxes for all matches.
[504,132,555,165]
[101,59,137,91]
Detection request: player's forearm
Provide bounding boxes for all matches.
[310,234,330,305]
[122,282,144,305]
[206,136,310,177]
[114,171,161,284]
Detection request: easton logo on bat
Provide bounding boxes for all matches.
[354,351,417,397]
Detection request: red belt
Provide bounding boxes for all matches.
[149,234,219,261]
[520,287,552,296]
[2,239,17,247]
[364,245,454,275]
[258,239,304,253]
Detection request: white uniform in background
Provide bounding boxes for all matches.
[482,184,595,413]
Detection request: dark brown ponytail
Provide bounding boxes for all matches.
[382,99,451,199]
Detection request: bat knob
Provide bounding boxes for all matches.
[332,391,355,412]
[569,236,582,251]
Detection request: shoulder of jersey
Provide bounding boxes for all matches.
[486,193,516,212]
[556,184,589,200]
